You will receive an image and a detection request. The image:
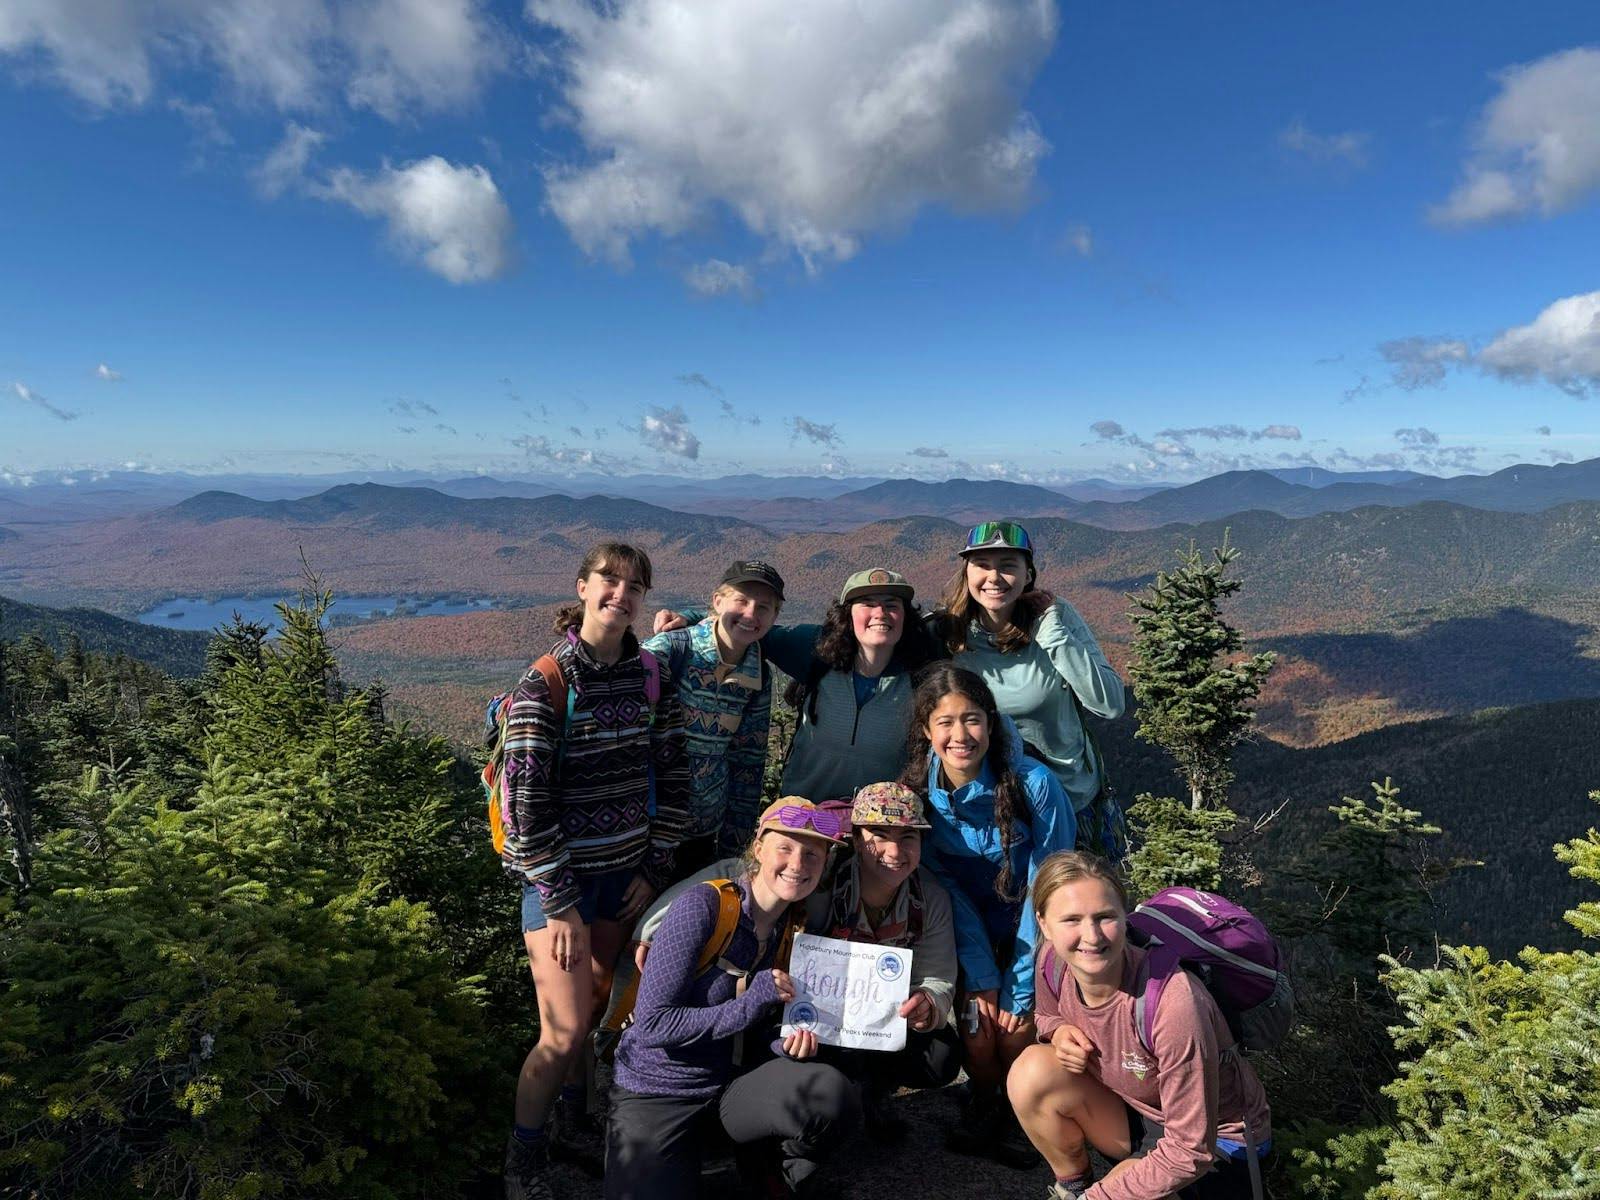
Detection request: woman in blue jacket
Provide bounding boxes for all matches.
[901,662,1077,1169]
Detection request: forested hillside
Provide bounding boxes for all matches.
[0,595,210,677]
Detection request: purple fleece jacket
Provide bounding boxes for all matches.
[613,877,785,1099]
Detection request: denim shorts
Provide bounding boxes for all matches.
[521,868,636,933]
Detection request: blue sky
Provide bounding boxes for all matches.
[3,1,1598,484]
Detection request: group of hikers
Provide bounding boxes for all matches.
[488,521,1274,1200]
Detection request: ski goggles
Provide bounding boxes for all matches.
[961,521,1034,557]
[758,799,850,841]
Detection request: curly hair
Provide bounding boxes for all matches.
[899,663,1030,901]
[783,596,941,721]
[553,542,654,634]
[933,564,1055,655]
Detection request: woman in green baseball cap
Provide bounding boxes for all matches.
[653,566,944,803]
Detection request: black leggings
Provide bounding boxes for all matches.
[604,1058,861,1200]
[818,1024,963,1094]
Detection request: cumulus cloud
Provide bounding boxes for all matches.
[1478,289,1600,396]
[685,259,757,299]
[1279,118,1369,167]
[1256,424,1302,441]
[512,432,631,472]
[1154,423,1303,444]
[0,0,506,117]
[316,156,515,283]
[788,415,841,447]
[1090,420,1125,440]
[254,122,327,197]
[94,363,121,381]
[1379,336,1472,390]
[532,0,1058,270]
[1432,47,1600,226]
[10,381,78,421]
[638,404,700,458]
[910,446,950,458]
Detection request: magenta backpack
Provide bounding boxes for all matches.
[1043,886,1294,1055]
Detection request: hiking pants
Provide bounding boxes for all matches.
[604,1057,861,1200]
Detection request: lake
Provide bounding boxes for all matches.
[135,594,497,632]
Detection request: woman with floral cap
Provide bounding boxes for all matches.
[931,521,1126,857]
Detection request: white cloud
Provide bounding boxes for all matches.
[1256,424,1301,441]
[341,0,506,120]
[1478,289,1600,396]
[0,0,504,118]
[910,446,949,458]
[1379,336,1471,390]
[684,259,756,299]
[638,404,700,458]
[1394,426,1440,447]
[1279,118,1369,167]
[254,122,327,198]
[1062,222,1093,257]
[316,156,515,283]
[94,363,122,381]
[10,381,78,421]
[531,0,1058,270]
[1432,47,1600,226]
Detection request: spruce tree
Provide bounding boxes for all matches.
[1127,534,1275,810]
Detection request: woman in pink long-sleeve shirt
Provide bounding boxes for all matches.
[1006,853,1272,1200]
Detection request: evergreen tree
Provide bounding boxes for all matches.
[1123,793,1237,897]
[1127,534,1275,810]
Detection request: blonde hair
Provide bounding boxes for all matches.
[1031,851,1129,920]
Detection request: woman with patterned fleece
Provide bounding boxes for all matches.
[642,559,783,872]
[500,542,691,1200]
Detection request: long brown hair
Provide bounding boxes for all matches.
[784,596,940,721]
[934,562,1055,655]
[899,663,1029,901]
[1031,851,1128,925]
[553,542,654,634]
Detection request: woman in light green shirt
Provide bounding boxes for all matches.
[930,521,1126,857]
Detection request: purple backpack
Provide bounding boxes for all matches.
[1043,886,1294,1055]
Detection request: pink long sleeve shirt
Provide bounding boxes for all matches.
[1035,943,1271,1200]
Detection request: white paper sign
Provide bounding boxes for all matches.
[781,932,913,1052]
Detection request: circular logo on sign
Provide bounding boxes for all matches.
[876,952,904,982]
[789,1001,817,1030]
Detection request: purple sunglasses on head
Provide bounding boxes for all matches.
[771,804,849,840]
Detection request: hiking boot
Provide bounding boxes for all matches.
[992,1099,1042,1170]
[861,1083,908,1145]
[1048,1175,1091,1199]
[944,1089,997,1157]
[549,1095,605,1178]
[503,1133,555,1200]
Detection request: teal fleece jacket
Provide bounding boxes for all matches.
[950,598,1124,812]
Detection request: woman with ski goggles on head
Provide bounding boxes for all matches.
[1008,852,1272,1200]
[900,663,1081,1171]
[643,559,785,873]
[930,521,1127,858]
[655,566,945,804]
[604,798,860,1200]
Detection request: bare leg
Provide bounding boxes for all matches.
[515,925,596,1129]
[1006,1044,1131,1179]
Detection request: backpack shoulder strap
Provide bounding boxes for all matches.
[1133,945,1180,1055]
[639,646,662,707]
[694,879,744,975]
[532,653,567,722]
[774,905,804,970]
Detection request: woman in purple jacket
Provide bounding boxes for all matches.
[604,798,862,1199]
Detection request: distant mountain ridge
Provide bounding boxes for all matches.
[0,594,210,676]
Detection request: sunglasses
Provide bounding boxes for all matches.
[770,805,850,840]
[966,521,1033,553]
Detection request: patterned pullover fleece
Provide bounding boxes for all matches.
[642,617,770,850]
[499,629,690,915]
